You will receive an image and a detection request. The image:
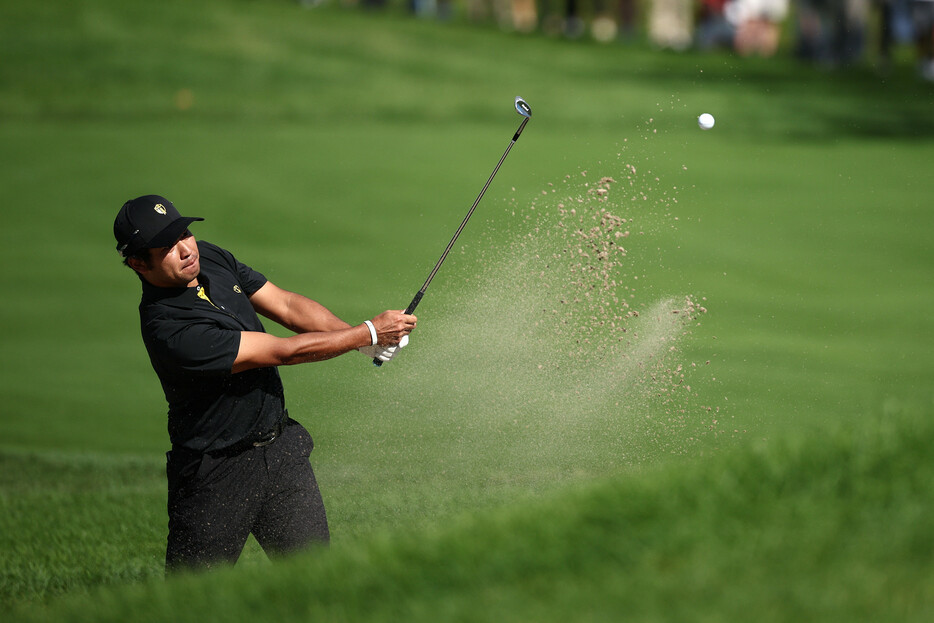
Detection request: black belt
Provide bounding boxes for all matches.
[215,419,286,456]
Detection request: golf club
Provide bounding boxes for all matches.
[374,96,533,366]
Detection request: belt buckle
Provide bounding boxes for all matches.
[252,431,278,447]
[251,420,284,448]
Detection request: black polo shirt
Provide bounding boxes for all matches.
[139,240,286,453]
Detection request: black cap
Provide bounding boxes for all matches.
[114,195,204,257]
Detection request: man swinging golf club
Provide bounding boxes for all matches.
[114,195,416,572]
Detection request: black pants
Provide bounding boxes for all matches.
[164,419,329,572]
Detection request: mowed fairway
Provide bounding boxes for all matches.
[2,0,934,619]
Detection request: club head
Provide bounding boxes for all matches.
[515,96,532,118]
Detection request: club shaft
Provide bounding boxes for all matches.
[374,115,530,367]
[412,116,530,310]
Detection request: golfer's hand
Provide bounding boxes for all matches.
[371,310,416,347]
[358,344,391,360]
[380,334,409,361]
[358,335,409,362]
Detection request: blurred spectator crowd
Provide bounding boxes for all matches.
[308,0,934,80]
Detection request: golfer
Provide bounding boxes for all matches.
[114,194,416,572]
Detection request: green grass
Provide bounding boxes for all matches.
[10,404,934,622]
[0,451,165,604]
[2,0,933,618]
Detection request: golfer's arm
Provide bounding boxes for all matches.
[233,327,371,373]
[249,281,351,333]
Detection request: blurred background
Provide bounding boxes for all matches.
[317,0,934,79]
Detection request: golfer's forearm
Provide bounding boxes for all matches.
[279,291,352,334]
[251,282,351,334]
[278,327,368,364]
[233,326,369,373]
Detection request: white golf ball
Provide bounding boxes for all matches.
[698,113,715,130]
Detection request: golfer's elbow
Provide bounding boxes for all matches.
[233,332,299,373]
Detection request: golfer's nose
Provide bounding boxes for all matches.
[177,236,194,257]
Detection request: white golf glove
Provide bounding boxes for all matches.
[358,335,409,362]
[358,334,409,362]
[358,344,390,359]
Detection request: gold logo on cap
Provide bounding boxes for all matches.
[154,204,167,215]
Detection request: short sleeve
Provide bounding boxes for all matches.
[150,320,241,376]
[201,241,267,297]
[234,257,267,297]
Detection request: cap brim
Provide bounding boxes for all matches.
[145,216,204,249]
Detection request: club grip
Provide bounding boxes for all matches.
[373,291,424,367]
[404,291,424,315]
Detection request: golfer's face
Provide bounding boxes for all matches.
[145,231,200,288]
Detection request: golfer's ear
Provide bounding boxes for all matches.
[127,256,149,274]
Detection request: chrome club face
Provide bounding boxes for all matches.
[515,96,532,118]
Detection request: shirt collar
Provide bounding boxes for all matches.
[140,275,198,305]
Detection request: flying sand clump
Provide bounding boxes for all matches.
[516,170,703,355]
